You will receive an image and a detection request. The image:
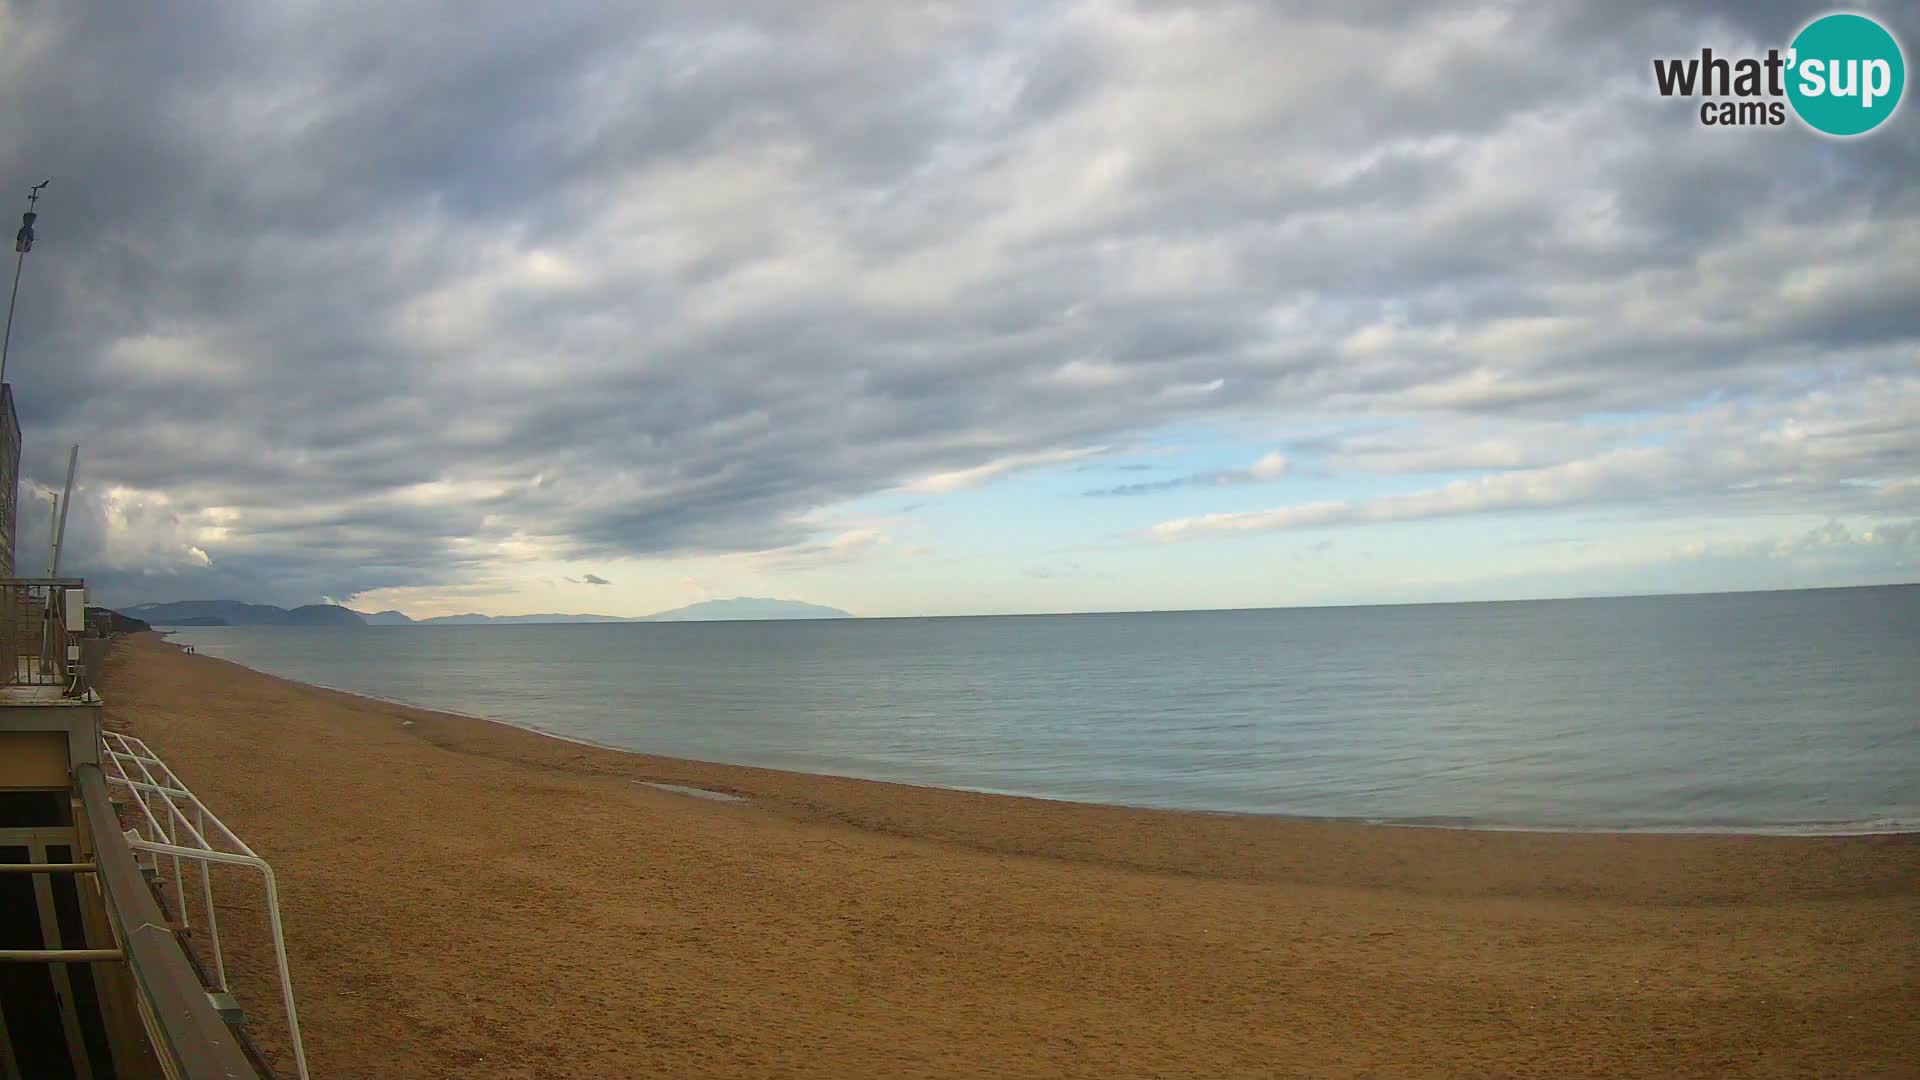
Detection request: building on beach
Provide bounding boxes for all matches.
[0,378,303,1080]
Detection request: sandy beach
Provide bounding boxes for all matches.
[97,632,1918,1079]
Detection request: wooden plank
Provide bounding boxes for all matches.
[29,839,95,1079]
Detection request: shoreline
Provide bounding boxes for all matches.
[165,634,1918,839]
[99,630,1920,1079]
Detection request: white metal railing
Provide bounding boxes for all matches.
[100,730,310,1080]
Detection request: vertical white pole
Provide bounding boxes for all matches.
[41,491,59,678]
[50,444,77,576]
[198,804,227,991]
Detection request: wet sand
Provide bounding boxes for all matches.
[98,632,1919,1078]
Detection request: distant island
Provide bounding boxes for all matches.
[118,596,852,627]
[641,598,852,622]
[406,612,636,626]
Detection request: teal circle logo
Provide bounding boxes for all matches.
[1787,13,1905,136]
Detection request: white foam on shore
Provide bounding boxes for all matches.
[1355,817,1920,838]
[633,781,745,802]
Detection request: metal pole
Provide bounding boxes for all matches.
[50,444,76,576]
[0,249,24,387]
[198,804,227,991]
[1,180,48,389]
[43,492,60,678]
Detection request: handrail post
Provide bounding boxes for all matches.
[198,804,226,992]
[257,861,308,1080]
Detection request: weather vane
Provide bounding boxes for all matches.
[16,180,49,252]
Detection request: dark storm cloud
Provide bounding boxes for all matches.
[0,0,1914,605]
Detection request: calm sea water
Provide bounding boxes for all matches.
[165,586,1920,833]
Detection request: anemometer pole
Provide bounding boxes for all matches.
[1,179,50,389]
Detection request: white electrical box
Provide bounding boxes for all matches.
[65,587,86,630]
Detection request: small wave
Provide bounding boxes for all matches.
[1357,816,1920,837]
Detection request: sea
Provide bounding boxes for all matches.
[164,585,1920,835]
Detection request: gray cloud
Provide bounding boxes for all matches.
[0,0,1913,606]
[582,573,611,585]
[1154,381,1920,537]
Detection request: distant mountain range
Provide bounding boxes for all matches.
[404,598,852,624]
[122,600,366,627]
[87,606,152,634]
[119,596,851,627]
[405,612,636,625]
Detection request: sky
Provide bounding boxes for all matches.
[0,0,1914,619]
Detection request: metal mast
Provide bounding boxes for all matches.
[1,179,51,388]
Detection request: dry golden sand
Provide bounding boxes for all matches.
[98,632,1917,1079]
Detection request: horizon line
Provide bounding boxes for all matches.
[125,580,1916,625]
